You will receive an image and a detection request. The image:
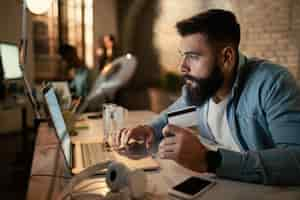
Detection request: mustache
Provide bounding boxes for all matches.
[183,74,210,87]
[183,74,201,83]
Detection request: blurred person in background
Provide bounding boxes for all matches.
[96,34,119,73]
[59,44,89,98]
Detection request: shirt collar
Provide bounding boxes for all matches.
[238,51,246,69]
[232,51,247,94]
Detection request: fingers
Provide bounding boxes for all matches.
[159,125,192,161]
[145,131,153,149]
[159,136,176,146]
[133,125,154,149]
[117,128,140,147]
[158,136,178,160]
[159,150,177,160]
[162,124,185,137]
[116,128,128,147]
[116,125,154,149]
[121,128,132,147]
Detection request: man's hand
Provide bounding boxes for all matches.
[159,124,208,173]
[116,125,155,149]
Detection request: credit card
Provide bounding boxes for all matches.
[167,106,198,128]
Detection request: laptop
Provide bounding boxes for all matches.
[43,85,159,174]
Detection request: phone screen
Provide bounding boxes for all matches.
[172,177,212,195]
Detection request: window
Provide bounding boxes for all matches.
[32,1,59,81]
[61,0,94,68]
[33,0,94,81]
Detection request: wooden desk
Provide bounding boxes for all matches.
[26,123,71,200]
[27,111,300,200]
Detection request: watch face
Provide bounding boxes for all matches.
[206,150,222,173]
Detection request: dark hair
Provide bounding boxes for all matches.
[100,34,116,48]
[58,44,77,58]
[105,34,115,43]
[176,9,240,50]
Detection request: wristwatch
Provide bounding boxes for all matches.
[206,150,222,173]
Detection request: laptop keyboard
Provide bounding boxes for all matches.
[81,143,114,168]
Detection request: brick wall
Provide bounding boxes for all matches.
[153,0,300,79]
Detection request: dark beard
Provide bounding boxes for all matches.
[183,64,224,106]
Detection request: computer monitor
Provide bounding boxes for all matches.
[0,42,23,80]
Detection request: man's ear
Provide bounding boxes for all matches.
[222,47,235,69]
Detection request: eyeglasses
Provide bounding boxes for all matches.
[178,50,202,66]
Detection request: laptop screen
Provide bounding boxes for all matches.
[0,43,22,80]
[44,87,72,167]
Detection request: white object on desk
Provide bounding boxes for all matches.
[106,161,147,199]
[168,176,216,199]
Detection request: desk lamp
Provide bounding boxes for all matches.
[76,53,137,114]
[20,0,53,120]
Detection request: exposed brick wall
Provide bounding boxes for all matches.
[153,0,300,79]
[239,0,299,78]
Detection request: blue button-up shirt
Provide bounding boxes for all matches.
[150,54,300,185]
[70,67,89,97]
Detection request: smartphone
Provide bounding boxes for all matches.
[168,176,215,199]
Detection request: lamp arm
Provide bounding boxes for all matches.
[20,0,41,120]
[20,0,27,65]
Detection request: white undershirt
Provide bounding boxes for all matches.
[207,97,241,152]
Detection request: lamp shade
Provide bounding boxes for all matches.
[25,0,53,15]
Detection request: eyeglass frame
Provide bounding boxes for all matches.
[178,50,202,67]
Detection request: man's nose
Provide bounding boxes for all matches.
[179,56,190,74]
